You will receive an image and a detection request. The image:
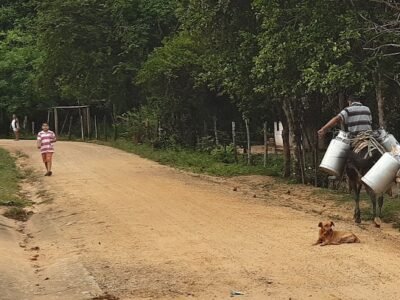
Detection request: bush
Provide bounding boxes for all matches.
[151,132,180,150]
[117,106,159,143]
[96,139,284,177]
[197,136,216,153]
[210,144,236,163]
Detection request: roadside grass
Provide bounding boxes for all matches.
[15,150,29,159]
[311,188,354,204]
[0,148,33,222]
[0,132,37,140]
[0,148,27,207]
[94,139,284,177]
[3,207,31,222]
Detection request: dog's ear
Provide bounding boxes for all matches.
[330,221,335,227]
[318,222,322,228]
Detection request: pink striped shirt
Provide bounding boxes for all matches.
[37,130,56,153]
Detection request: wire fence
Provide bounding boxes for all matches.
[2,108,341,188]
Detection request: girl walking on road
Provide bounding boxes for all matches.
[37,123,56,176]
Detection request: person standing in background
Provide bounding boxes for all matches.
[10,114,20,141]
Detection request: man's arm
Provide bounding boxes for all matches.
[318,115,342,138]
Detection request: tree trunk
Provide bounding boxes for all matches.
[232,122,238,163]
[54,108,59,136]
[244,118,251,165]
[281,116,291,178]
[263,122,268,167]
[314,131,319,187]
[213,116,219,146]
[313,95,322,187]
[283,97,305,183]
[375,72,386,128]
[338,92,346,131]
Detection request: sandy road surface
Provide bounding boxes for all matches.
[1,140,400,300]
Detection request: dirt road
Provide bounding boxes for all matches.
[1,140,400,300]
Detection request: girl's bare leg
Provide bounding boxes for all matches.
[47,159,52,173]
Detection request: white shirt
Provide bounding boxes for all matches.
[11,119,19,131]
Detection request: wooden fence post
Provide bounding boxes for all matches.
[54,108,59,136]
[264,122,268,167]
[158,121,162,140]
[68,116,73,140]
[232,121,238,163]
[245,118,251,165]
[103,115,107,141]
[86,107,91,139]
[314,132,319,187]
[213,116,219,146]
[60,111,69,135]
[112,104,117,141]
[80,112,84,141]
[94,115,98,140]
[203,120,208,137]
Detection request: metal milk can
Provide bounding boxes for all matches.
[319,131,351,177]
[361,153,400,194]
[381,134,399,152]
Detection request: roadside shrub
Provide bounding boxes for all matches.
[117,106,159,143]
[197,136,216,153]
[210,144,236,163]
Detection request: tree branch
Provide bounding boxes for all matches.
[370,0,400,11]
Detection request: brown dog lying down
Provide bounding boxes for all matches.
[313,221,360,246]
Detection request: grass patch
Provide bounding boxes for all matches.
[0,148,27,207]
[312,188,355,203]
[3,207,31,222]
[15,150,29,159]
[17,167,38,183]
[312,187,400,228]
[91,293,120,300]
[360,199,400,227]
[94,139,284,177]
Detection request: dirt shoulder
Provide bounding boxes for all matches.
[1,140,400,300]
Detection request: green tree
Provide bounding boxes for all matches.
[0,0,48,135]
[136,33,211,146]
[36,0,178,112]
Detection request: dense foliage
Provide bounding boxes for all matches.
[1,0,400,180]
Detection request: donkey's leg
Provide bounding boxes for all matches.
[349,178,361,223]
[366,187,381,227]
[377,195,384,221]
[354,183,362,223]
[347,167,362,223]
[366,187,377,218]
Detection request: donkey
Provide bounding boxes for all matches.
[346,148,384,227]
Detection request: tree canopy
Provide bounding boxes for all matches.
[1,0,400,178]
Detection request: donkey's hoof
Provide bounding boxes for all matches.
[374,217,382,228]
[355,218,361,224]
